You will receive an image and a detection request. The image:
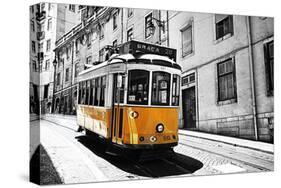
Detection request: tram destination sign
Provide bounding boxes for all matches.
[119,40,177,61]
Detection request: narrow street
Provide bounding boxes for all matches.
[34,114,274,184]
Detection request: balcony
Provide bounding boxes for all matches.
[36,11,46,22]
[37,31,45,40]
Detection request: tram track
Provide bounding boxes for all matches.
[178,141,272,172]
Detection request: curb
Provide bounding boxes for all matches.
[179,130,274,154]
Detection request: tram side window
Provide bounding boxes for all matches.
[127,70,149,105]
[151,71,171,105]
[94,77,101,106]
[99,76,106,106]
[89,79,95,105]
[78,82,82,104]
[172,74,180,106]
[81,81,86,104]
[85,80,90,105]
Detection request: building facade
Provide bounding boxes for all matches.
[53,6,273,142]
[29,3,80,115]
[168,13,273,142]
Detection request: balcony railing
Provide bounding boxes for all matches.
[36,11,46,21]
[37,31,45,40]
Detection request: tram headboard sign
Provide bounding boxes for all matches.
[119,40,177,61]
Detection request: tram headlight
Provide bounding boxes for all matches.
[156,124,164,133]
[129,111,139,119]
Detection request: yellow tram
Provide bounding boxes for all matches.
[77,40,181,151]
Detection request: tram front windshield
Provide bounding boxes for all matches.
[127,69,179,106]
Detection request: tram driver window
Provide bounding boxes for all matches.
[172,75,180,106]
[151,72,171,105]
[127,70,149,105]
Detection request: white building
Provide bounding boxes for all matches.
[29,3,81,114]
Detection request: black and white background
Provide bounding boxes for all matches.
[0,0,280,188]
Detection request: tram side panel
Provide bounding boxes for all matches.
[77,105,112,138]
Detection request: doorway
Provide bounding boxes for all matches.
[182,86,196,129]
[111,74,125,144]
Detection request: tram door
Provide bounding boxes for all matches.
[111,74,125,144]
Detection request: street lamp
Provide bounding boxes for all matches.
[51,58,57,113]
[147,17,166,44]
[150,17,165,33]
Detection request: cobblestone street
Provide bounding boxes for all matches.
[30,114,274,184]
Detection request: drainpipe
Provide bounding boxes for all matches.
[121,8,124,43]
[69,41,74,115]
[246,16,258,141]
[166,10,169,47]
[158,10,161,45]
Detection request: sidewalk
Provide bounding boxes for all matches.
[179,129,274,154]
[42,114,274,153]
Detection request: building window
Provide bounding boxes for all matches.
[145,13,153,39]
[264,40,274,96]
[31,21,35,32]
[87,32,92,47]
[151,71,171,105]
[41,3,45,11]
[47,18,52,30]
[128,8,133,18]
[217,58,237,101]
[112,39,118,48]
[181,24,193,57]
[65,68,69,82]
[32,41,36,53]
[38,42,43,51]
[44,84,49,99]
[75,39,79,53]
[69,5,75,12]
[40,23,45,32]
[39,61,43,72]
[74,63,79,78]
[215,14,233,40]
[99,24,104,40]
[46,39,51,52]
[66,46,70,59]
[32,60,37,71]
[127,28,133,41]
[86,56,92,64]
[113,12,118,30]
[30,6,34,14]
[99,49,104,62]
[48,3,51,11]
[127,70,149,105]
[45,59,50,70]
[182,73,195,86]
[57,73,61,86]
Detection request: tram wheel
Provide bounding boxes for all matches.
[85,129,92,135]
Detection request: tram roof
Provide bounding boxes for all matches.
[79,53,181,76]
